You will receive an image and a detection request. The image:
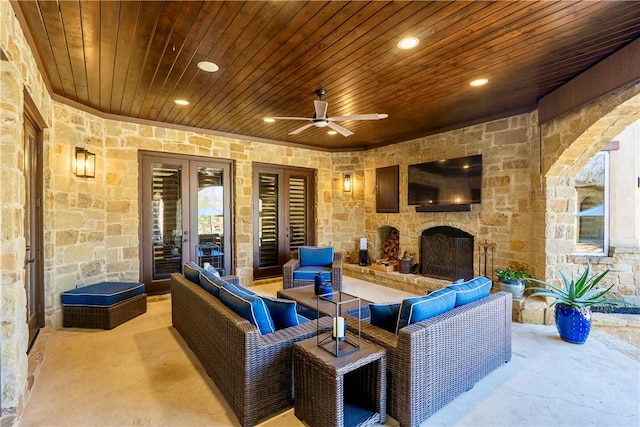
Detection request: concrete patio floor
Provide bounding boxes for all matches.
[18,276,640,427]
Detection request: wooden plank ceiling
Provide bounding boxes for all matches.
[13,1,640,151]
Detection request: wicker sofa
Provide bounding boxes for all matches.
[170,272,332,427]
[349,291,512,427]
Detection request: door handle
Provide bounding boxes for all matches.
[25,246,35,264]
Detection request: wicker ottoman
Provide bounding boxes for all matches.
[62,282,147,329]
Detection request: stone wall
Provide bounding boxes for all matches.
[47,104,340,327]
[1,0,53,419]
[2,0,640,422]
[537,85,640,312]
[330,151,365,258]
[359,113,536,279]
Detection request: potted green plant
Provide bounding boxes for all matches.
[495,266,529,299]
[527,264,626,344]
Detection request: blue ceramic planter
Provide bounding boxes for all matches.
[555,303,592,344]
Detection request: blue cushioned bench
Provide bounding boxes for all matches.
[62,282,147,329]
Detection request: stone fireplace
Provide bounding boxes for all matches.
[420,226,474,281]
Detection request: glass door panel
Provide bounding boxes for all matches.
[258,172,280,268]
[288,175,308,258]
[24,114,43,350]
[141,153,234,293]
[194,166,229,275]
[150,163,185,281]
[253,165,315,279]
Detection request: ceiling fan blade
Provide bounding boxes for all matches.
[288,123,315,135]
[327,121,353,137]
[314,100,328,119]
[268,116,313,121]
[329,113,388,121]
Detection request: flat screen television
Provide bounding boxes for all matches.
[408,154,482,211]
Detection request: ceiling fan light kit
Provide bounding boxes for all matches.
[265,88,388,137]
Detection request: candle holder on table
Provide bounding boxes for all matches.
[316,291,361,357]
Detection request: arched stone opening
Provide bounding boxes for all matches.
[540,87,640,305]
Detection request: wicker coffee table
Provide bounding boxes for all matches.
[277,285,371,318]
[293,336,386,427]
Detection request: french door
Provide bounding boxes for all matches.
[252,164,315,279]
[24,114,44,350]
[140,152,233,294]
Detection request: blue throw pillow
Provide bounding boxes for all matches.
[369,303,401,333]
[204,271,257,296]
[396,288,457,333]
[448,276,492,306]
[183,262,202,285]
[299,246,334,267]
[262,297,302,330]
[199,272,222,298]
[219,287,275,334]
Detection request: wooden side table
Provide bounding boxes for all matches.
[293,336,386,427]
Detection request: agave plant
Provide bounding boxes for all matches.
[527,264,624,309]
[528,264,627,344]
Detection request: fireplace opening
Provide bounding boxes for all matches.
[420,226,474,281]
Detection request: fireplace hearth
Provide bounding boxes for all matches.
[420,226,474,281]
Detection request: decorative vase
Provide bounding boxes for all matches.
[498,279,525,299]
[314,273,332,299]
[554,303,592,344]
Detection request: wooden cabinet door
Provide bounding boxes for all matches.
[376,165,399,213]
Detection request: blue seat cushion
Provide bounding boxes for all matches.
[292,266,332,282]
[299,246,334,267]
[261,297,308,330]
[61,282,145,306]
[396,288,456,333]
[183,262,202,285]
[219,287,275,334]
[448,276,492,306]
[369,303,401,333]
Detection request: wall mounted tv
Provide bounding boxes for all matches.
[408,154,482,212]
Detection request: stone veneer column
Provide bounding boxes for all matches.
[1,0,53,418]
[0,45,29,421]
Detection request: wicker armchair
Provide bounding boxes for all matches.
[283,246,344,291]
[171,272,332,427]
[348,292,512,427]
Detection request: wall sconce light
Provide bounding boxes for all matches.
[343,173,352,193]
[73,147,96,178]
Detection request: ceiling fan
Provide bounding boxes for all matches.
[264,89,388,137]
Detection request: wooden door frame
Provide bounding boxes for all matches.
[251,163,316,279]
[139,151,234,293]
[24,90,46,350]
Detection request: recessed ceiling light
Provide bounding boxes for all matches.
[174,99,190,106]
[327,130,337,135]
[470,78,488,87]
[397,37,419,50]
[263,117,275,123]
[198,61,219,72]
